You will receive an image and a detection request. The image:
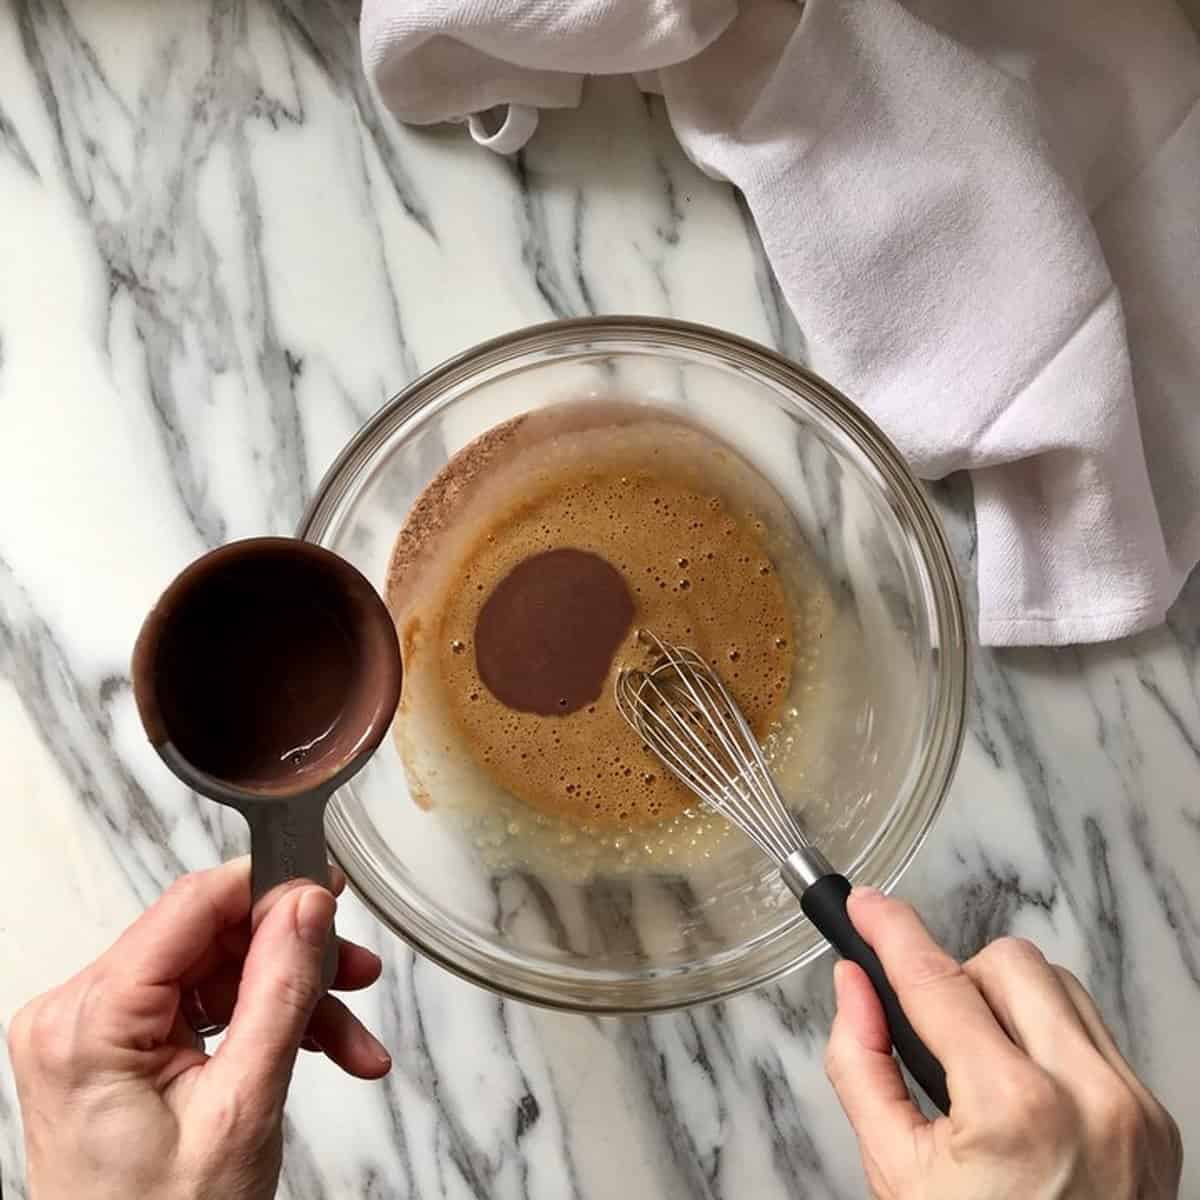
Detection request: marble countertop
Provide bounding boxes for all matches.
[3,3,1199,1197]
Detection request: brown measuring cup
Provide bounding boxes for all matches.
[132,537,402,988]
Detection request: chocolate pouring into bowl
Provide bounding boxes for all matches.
[298,317,968,1017]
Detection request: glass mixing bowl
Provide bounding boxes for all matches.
[299,317,967,1013]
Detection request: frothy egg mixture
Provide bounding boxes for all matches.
[386,402,831,880]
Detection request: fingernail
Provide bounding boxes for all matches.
[297,887,335,947]
[364,1029,392,1069]
[850,885,881,901]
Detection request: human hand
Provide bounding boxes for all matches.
[827,888,1182,1200]
[9,857,390,1200]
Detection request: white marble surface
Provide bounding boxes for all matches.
[2,3,1200,1197]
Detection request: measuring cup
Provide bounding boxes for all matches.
[132,537,402,986]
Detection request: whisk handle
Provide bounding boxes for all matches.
[796,871,951,1115]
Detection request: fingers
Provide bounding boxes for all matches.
[194,936,382,1021]
[1052,967,1170,1120]
[1051,967,1136,1083]
[1053,966,1183,1194]
[827,959,925,1179]
[967,944,1157,1121]
[194,959,388,1078]
[195,940,384,1078]
[207,885,335,1111]
[326,938,383,990]
[963,938,1104,1071]
[847,889,1028,1103]
[178,863,348,989]
[305,995,391,1079]
[103,856,344,988]
[104,859,253,985]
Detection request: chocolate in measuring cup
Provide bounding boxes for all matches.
[133,537,402,987]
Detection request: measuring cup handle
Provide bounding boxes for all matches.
[242,794,339,992]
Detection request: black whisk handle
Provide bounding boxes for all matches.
[799,872,950,1115]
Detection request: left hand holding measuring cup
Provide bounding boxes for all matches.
[9,538,402,1200]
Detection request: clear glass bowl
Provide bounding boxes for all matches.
[299,317,967,1013]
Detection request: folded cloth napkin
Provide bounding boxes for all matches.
[361,0,1200,646]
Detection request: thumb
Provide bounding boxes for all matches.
[208,885,335,1112]
[827,960,926,1177]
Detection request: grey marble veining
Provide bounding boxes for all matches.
[2,2,1199,1198]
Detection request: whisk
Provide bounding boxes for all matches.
[615,630,949,1115]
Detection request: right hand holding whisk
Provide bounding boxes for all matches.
[827,888,1182,1200]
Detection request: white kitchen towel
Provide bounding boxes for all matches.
[361,0,1200,646]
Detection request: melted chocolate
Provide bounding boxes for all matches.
[134,539,402,794]
[474,548,633,716]
[152,556,355,786]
